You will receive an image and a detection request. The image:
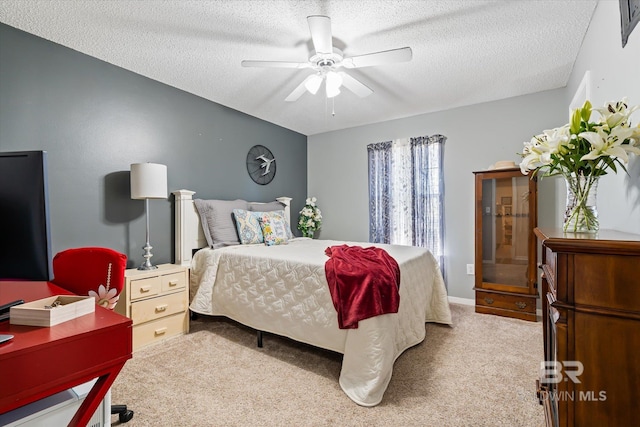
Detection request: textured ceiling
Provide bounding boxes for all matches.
[0,0,598,136]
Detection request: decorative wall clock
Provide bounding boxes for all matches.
[246,145,276,185]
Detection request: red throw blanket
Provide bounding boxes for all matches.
[324,245,400,329]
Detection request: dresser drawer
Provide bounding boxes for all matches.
[130,292,187,325]
[161,271,186,293]
[133,312,186,351]
[476,290,536,314]
[130,276,161,300]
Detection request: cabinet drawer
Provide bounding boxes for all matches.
[130,292,187,325]
[130,276,161,300]
[476,290,536,314]
[161,271,186,293]
[133,312,186,351]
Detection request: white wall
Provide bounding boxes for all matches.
[563,0,640,234]
[308,0,640,300]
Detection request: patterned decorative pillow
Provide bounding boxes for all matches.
[249,204,293,240]
[259,214,289,246]
[232,209,264,244]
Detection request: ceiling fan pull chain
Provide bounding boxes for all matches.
[332,97,336,117]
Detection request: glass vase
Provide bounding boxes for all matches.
[563,174,599,233]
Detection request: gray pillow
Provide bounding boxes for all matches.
[248,201,285,212]
[194,199,249,248]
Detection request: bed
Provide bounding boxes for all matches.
[173,190,452,406]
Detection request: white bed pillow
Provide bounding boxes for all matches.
[194,199,249,248]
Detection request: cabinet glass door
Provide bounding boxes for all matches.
[481,174,531,289]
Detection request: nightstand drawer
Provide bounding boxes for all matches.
[130,276,161,300]
[133,313,186,351]
[161,271,186,293]
[130,292,187,325]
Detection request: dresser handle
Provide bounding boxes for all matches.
[168,281,178,287]
[484,297,494,304]
[155,304,168,313]
[139,286,151,293]
[154,327,167,336]
[515,301,527,309]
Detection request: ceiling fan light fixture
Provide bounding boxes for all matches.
[305,74,323,95]
[325,71,343,98]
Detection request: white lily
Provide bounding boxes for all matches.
[594,97,638,129]
[579,126,638,163]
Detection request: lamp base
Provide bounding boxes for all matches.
[137,262,158,271]
[137,242,158,270]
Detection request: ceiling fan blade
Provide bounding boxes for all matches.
[241,60,310,69]
[338,72,373,98]
[342,47,412,69]
[285,75,317,102]
[307,15,333,54]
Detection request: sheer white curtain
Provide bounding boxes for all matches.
[368,135,446,281]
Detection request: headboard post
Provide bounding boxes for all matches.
[173,189,196,267]
[276,196,292,227]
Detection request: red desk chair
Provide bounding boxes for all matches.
[52,247,134,424]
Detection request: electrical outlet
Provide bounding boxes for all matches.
[466,264,475,275]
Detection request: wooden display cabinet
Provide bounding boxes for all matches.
[473,167,538,321]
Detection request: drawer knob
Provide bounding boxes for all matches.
[154,327,167,336]
[155,304,168,313]
[515,301,527,309]
[140,286,151,293]
[484,297,494,304]
[168,281,178,287]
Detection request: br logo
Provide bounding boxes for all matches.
[540,361,584,384]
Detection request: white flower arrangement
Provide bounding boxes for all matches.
[298,197,322,238]
[520,98,640,178]
[519,98,640,232]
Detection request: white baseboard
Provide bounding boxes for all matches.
[447,296,474,306]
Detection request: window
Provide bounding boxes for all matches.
[368,135,446,280]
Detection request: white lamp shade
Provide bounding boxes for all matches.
[305,74,323,95]
[325,71,343,98]
[130,163,168,199]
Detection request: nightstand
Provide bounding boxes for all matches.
[115,264,189,352]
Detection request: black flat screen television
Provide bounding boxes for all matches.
[0,150,52,281]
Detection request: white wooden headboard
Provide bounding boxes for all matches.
[172,189,292,267]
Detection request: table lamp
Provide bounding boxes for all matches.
[130,163,167,270]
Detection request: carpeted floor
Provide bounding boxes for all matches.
[111,303,544,426]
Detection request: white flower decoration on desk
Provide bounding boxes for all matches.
[88,263,120,309]
[89,285,120,309]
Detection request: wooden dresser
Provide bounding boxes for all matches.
[115,264,189,352]
[535,228,640,427]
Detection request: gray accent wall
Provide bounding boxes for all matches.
[0,23,307,269]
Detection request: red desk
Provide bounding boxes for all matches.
[0,281,132,426]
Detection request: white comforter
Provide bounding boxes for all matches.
[190,238,452,406]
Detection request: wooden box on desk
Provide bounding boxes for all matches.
[10,295,95,327]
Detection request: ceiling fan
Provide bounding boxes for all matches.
[241,15,412,102]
